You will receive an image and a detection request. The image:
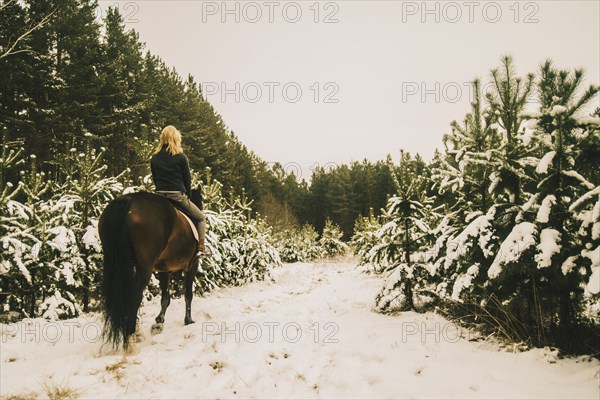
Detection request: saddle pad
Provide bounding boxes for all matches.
[177,209,199,242]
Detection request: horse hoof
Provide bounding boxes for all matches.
[151,323,164,335]
[135,331,145,343]
[125,339,140,355]
[134,320,145,342]
[184,319,195,325]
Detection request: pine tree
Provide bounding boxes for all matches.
[485,55,535,205]
[486,61,600,339]
[58,133,124,311]
[319,219,349,258]
[351,209,383,268]
[373,151,437,312]
[430,57,537,307]
[436,79,501,216]
[97,6,144,176]
[0,130,27,318]
[1,0,56,166]
[18,154,55,317]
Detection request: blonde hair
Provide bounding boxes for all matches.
[155,125,183,155]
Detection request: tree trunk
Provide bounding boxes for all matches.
[403,217,414,310]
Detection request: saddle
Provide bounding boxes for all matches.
[164,198,199,242]
[177,210,199,242]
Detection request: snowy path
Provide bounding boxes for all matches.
[1,261,599,399]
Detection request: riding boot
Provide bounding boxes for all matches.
[197,238,211,256]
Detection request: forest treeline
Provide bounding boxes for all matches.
[1,1,279,202]
[0,1,405,235]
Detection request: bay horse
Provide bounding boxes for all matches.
[98,188,204,350]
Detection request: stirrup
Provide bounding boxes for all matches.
[196,245,212,258]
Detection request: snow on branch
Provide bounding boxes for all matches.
[0,8,55,60]
[488,222,537,279]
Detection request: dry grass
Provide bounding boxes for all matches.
[42,381,81,400]
[445,293,530,347]
[1,391,39,400]
[104,358,128,381]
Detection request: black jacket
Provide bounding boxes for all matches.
[150,146,192,195]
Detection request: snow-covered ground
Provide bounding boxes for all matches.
[1,261,599,399]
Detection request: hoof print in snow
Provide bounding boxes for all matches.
[151,323,164,335]
[267,352,290,362]
[210,361,224,372]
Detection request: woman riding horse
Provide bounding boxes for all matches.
[151,125,208,256]
[99,125,208,350]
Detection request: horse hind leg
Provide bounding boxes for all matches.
[125,335,141,355]
[184,260,199,325]
[124,269,152,349]
[125,317,146,355]
[134,318,145,343]
[152,272,171,334]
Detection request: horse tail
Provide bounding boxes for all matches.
[99,195,137,349]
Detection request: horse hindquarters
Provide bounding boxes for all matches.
[99,197,135,349]
[99,196,152,349]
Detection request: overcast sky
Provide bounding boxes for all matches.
[101,0,600,180]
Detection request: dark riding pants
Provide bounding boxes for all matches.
[156,191,206,241]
